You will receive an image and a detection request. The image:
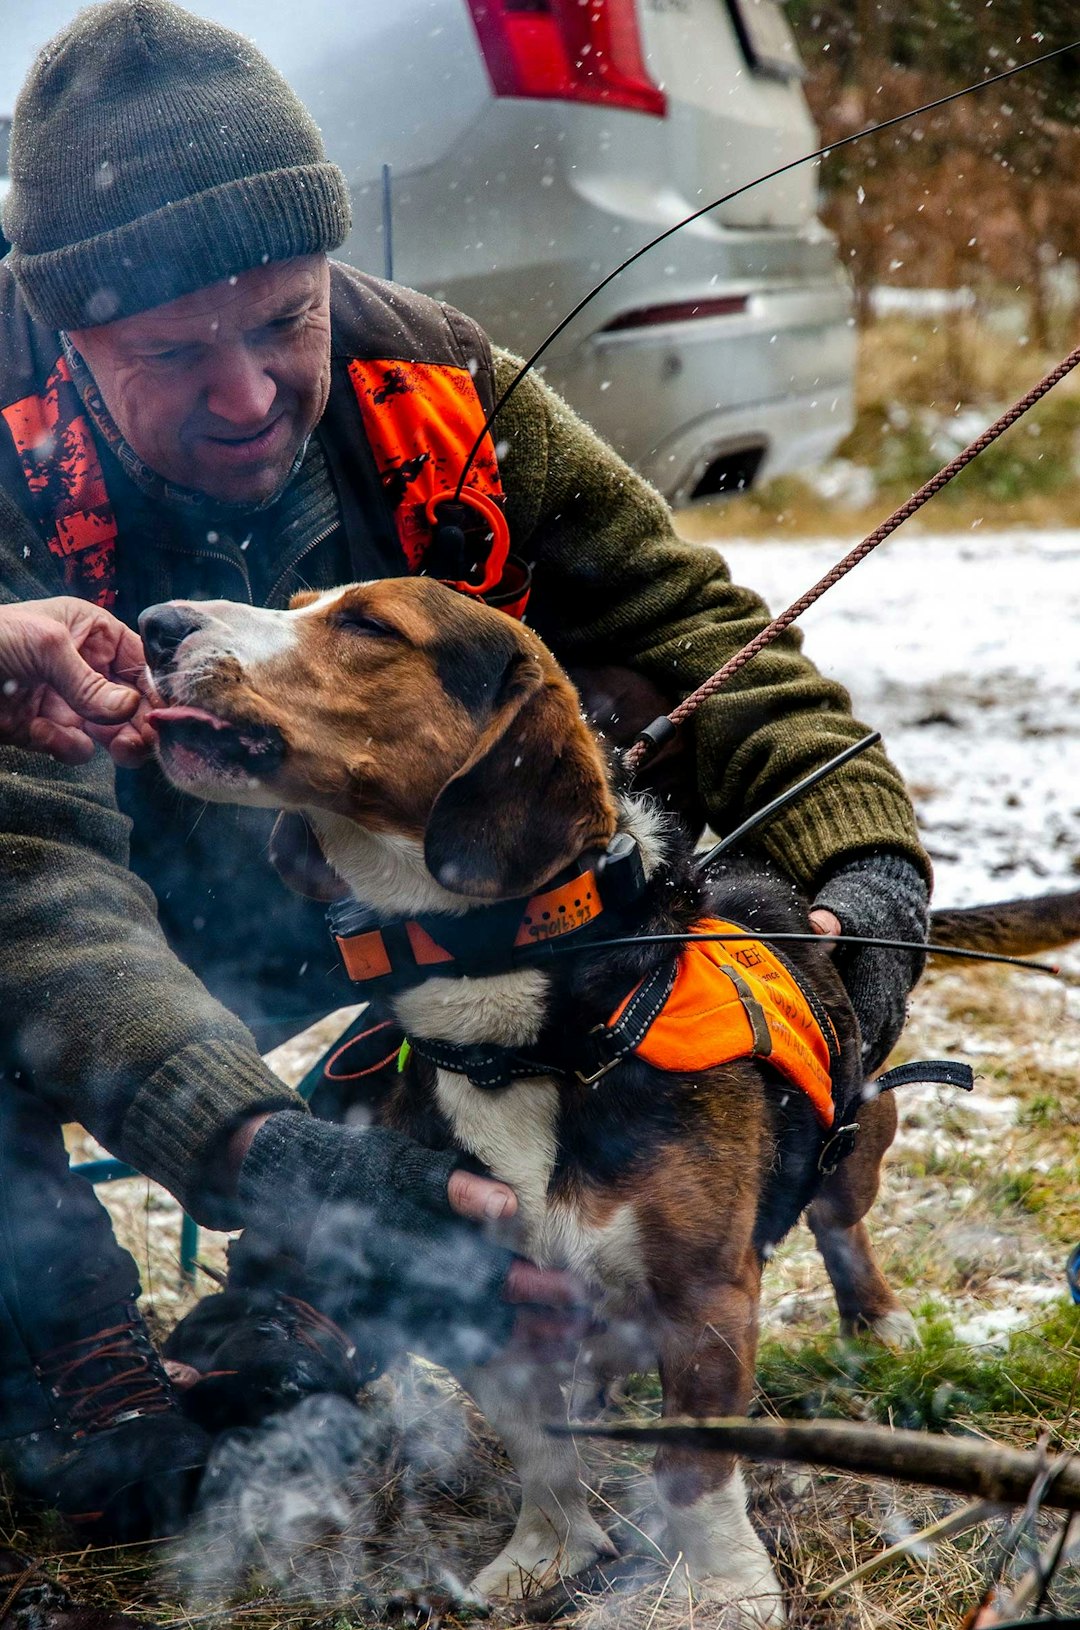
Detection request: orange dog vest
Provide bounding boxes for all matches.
[607,918,838,1126]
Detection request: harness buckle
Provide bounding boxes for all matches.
[574,1023,626,1086]
[818,1121,860,1175]
[575,1055,624,1087]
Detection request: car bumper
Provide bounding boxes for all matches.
[541,278,856,504]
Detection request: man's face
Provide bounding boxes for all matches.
[69,255,332,506]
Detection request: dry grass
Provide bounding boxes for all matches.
[678,310,1080,543]
[7,966,1079,1630]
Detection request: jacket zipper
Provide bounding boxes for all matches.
[265,521,340,609]
[156,535,253,602]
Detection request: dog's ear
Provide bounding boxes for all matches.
[424,654,617,900]
[269,812,349,901]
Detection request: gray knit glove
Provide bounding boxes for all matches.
[237,1112,515,1374]
[813,851,930,1073]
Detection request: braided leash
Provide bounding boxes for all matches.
[626,339,1080,772]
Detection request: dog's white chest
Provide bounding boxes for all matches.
[433,1070,646,1291]
[434,1070,560,1229]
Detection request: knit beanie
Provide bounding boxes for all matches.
[4,0,351,330]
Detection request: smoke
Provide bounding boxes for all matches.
[182,1393,381,1604]
[173,1364,509,1611]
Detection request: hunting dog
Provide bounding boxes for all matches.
[140,578,1068,1624]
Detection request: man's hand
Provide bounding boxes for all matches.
[447,1167,518,1223]
[0,598,153,765]
[232,1111,524,1373]
[811,852,930,1072]
[809,907,841,945]
[229,1111,588,1366]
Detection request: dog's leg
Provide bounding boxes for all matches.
[465,1359,615,1601]
[808,1092,916,1346]
[655,1255,785,1626]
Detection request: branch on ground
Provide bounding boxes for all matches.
[553,1416,1080,1511]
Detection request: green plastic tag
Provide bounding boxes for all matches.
[397,1038,412,1073]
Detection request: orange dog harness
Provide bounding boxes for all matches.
[602,918,838,1126]
[334,880,839,1121]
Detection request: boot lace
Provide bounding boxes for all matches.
[34,1307,175,1437]
[280,1294,357,1365]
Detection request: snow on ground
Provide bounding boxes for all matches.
[711,525,1080,1343]
[718,527,1080,945]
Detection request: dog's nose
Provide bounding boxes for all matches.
[139,603,204,671]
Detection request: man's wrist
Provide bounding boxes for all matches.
[226,1112,272,1187]
[202,1110,273,1202]
[813,849,930,944]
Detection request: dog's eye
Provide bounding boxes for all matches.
[333,611,400,639]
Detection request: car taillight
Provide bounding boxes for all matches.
[465,0,667,117]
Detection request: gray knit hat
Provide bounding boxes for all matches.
[5,0,352,329]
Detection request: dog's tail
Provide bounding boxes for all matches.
[930,888,1080,956]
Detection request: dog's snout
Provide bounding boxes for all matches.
[140,603,204,671]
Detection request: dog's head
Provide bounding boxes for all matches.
[141,579,618,902]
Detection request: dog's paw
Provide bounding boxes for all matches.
[690,1563,786,1626]
[864,1307,920,1350]
[469,1507,616,1601]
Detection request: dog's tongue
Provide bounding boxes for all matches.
[147,705,231,733]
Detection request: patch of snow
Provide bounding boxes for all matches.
[952,1304,1041,1348]
[717,528,1080,972]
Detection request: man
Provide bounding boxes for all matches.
[0,0,930,1543]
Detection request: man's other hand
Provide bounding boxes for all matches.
[0,598,152,765]
[811,852,930,1071]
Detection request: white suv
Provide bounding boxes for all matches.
[1,0,854,503]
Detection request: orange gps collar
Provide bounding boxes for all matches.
[329,832,646,992]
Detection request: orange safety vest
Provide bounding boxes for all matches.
[1,354,119,610]
[1,347,513,615]
[607,918,838,1126]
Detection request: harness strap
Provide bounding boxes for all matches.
[411,957,684,1093]
[819,1057,974,1176]
[574,959,679,1085]
[875,1059,975,1094]
[407,1035,568,1091]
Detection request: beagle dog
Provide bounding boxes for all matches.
[143,579,914,1626]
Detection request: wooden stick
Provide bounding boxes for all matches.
[552,1418,1080,1511]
